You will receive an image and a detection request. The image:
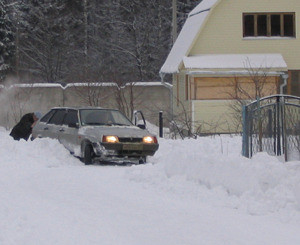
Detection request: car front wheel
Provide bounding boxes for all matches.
[83,145,94,165]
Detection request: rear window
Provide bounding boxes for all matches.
[40,110,56,123]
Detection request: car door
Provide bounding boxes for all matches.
[46,109,67,139]
[33,109,56,138]
[59,109,80,154]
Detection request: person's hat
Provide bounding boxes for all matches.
[34,112,42,119]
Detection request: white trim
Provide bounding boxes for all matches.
[8,83,64,89]
[1,82,172,90]
[186,70,286,76]
[243,37,296,40]
[183,54,288,70]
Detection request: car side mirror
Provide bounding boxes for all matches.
[68,122,79,128]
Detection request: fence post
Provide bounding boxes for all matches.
[276,96,281,156]
[281,97,288,162]
[159,111,163,138]
[242,105,249,158]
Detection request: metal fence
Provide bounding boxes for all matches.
[242,95,300,161]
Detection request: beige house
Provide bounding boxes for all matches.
[160,0,300,134]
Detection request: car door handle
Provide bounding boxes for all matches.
[43,127,49,130]
[59,128,65,132]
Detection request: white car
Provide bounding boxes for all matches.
[32,107,159,164]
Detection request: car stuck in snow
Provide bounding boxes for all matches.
[32,107,159,164]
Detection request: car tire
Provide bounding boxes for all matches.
[139,157,147,164]
[84,145,94,165]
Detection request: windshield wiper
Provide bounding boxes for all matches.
[108,123,131,126]
[84,122,106,126]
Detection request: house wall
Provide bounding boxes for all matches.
[192,100,240,134]
[174,0,300,134]
[173,73,280,134]
[193,76,278,100]
[173,73,191,116]
[190,0,300,69]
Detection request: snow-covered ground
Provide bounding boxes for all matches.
[0,126,300,245]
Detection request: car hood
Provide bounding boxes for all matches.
[79,125,155,140]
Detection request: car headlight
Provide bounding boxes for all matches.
[143,136,158,144]
[102,135,119,143]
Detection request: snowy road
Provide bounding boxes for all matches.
[0,128,300,244]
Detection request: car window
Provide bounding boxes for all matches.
[40,110,56,123]
[110,110,132,125]
[63,110,78,125]
[80,109,133,126]
[48,110,66,125]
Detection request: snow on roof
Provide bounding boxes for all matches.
[160,0,219,74]
[65,83,116,88]
[183,54,288,70]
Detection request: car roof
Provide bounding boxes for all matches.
[50,106,118,111]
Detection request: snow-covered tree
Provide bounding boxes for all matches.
[16,0,83,83]
[0,1,14,82]
[5,0,202,83]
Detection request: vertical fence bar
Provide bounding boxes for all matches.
[276,96,281,156]
[273,104,277,155]
[282,97,288,161]
[257,97,263,152]
[242,105,249,157]
[249,107,253,158]
[159,111,163,138]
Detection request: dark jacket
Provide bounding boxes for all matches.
[10,113,35,141]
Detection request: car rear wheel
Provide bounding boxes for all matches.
[83,145,94,165]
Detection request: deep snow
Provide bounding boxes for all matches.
[0,126,300,245]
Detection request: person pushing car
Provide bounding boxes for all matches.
[10,112,41,141]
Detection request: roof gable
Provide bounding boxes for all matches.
[160,0,219,74]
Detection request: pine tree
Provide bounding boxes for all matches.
[17,0,83,83]
[0,1,14,82]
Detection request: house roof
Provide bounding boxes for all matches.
[160,0,219,74]
[183,54,288,70]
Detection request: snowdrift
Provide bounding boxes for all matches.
[1,127,300,217]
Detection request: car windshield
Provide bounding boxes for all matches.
[80,109,133,126]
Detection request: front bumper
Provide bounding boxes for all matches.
[94,142,159,158]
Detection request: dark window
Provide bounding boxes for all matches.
[40,110,56,123]
[271,15,281,36]
[244,15,254,36]
[243,13,295,37]
[284,15,294,37]
[257,15,267,36]
[63,110,78,125]
[48,110,66,125]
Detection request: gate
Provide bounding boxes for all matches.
[242,95,300,161]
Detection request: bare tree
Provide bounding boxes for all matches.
[227,63,278,131]
[5,83,34,125]
[71,82,115,107]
